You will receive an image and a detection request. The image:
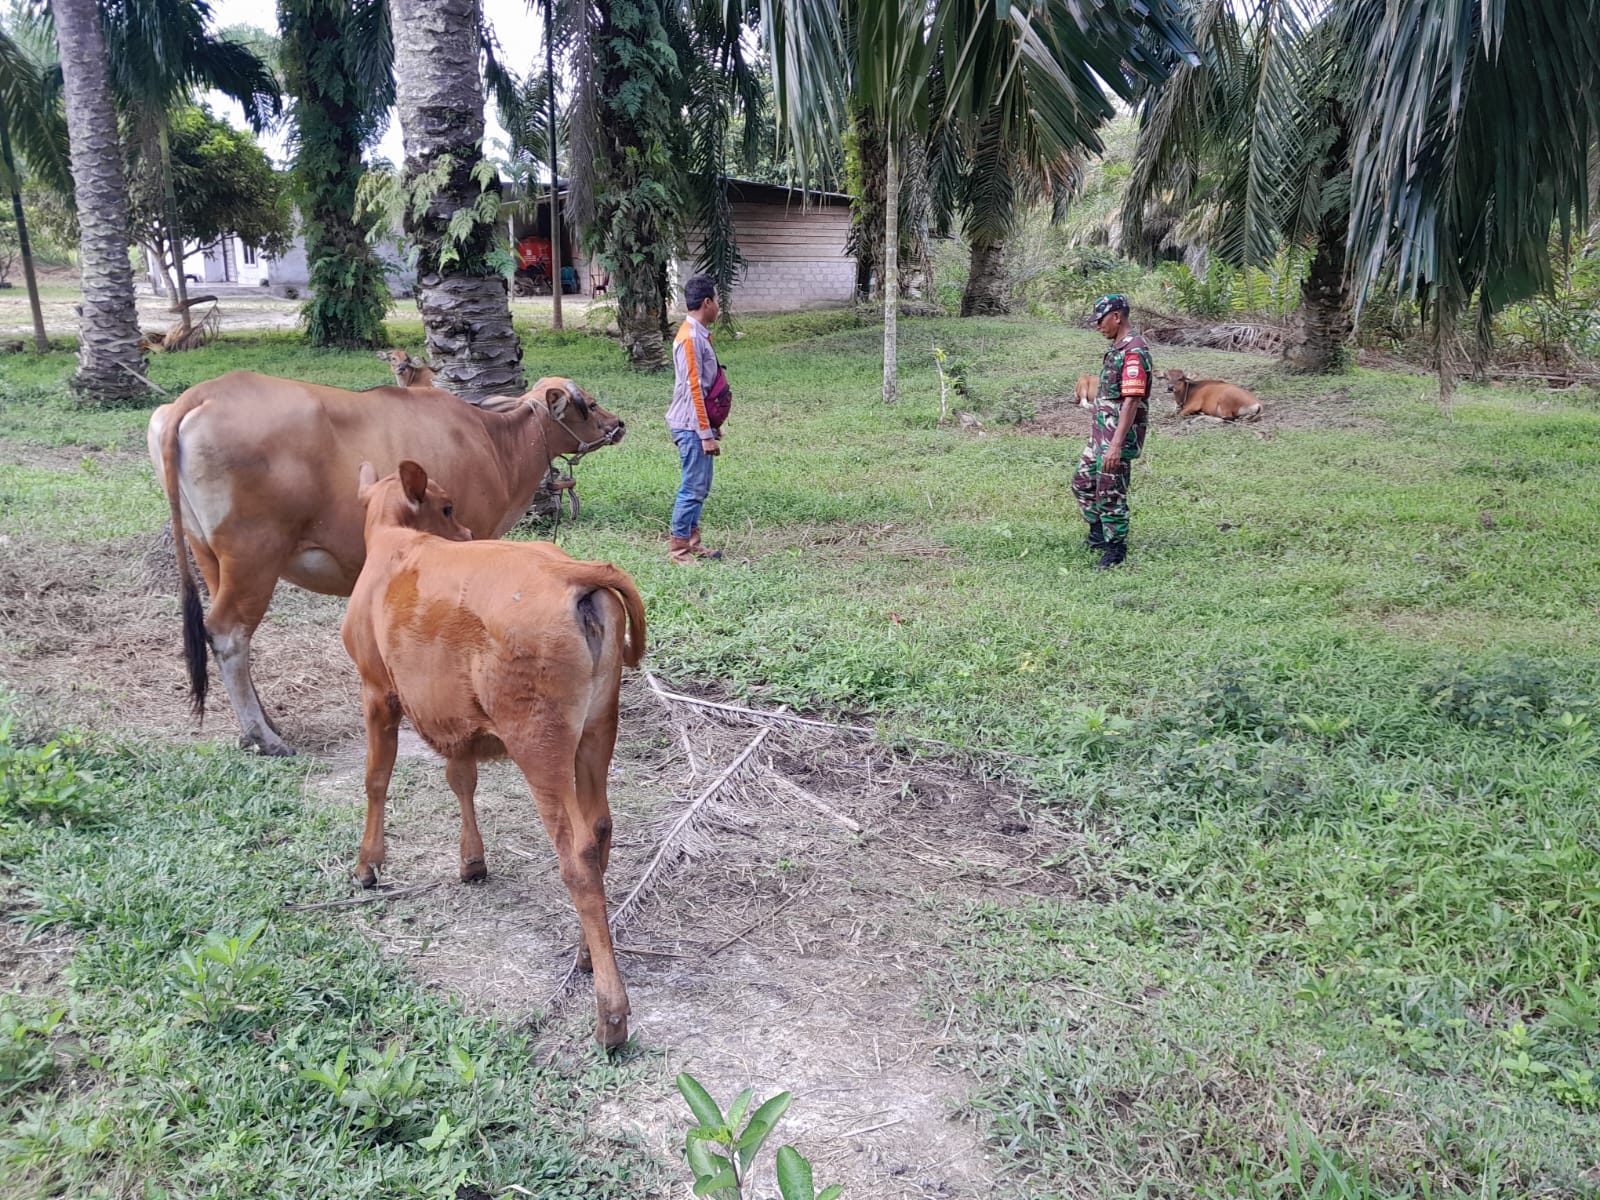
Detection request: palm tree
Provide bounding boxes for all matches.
[1343,0,1600,381]
[560,0,762,369]
[762,0,1196,402]
[390,0,524,399]
[279,0,394,349]
[51,0,144,403]
[493,49,568,331]
[0,19,71,352]
[99,0,279,340]
[1121,0,1353,371]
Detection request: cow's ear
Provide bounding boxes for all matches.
[545,383,570,420]
[357,461,377,501]
[398,460,428,505]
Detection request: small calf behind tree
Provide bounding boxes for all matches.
[342,460,647,1048]
[376,349,435,388]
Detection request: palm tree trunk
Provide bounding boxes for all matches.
[157,123,192,331]
[614,255,667,371]
[882,132,899,405]
[391,0,524,401]
[848,107,883,302]
[961,237,1010,316]
[545,0,563,332]
[51,0,145,404]
[1288,212,1351,373]
[0,118,48,352]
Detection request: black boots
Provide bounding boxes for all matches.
[1093,542,1128,570]
[1084,520,1107,550]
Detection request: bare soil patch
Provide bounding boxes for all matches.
[1014,385,1380,442]
[4,523,1073,1198]
[308,681,1074,1199]
[0,530,361,750]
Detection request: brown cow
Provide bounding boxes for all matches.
[344,460,645,1048]
[1074,373,1099,408]
[1163,368,1264,420]
[146,372,625,757]
[376,349,435,388]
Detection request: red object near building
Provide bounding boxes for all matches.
[516,237,551,270]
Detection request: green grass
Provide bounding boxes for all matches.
[2,312,1598,1196]
[0,722,662,1199]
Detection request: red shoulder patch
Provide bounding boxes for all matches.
[1120,354,1147,397]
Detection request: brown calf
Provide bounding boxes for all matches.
[1074,373,1099,408]
[1164,368,1264,420]
[376,349,436,388]
[342,460,646,1048]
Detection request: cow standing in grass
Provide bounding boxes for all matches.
[342,460,646,1048]
[147,373,624,757]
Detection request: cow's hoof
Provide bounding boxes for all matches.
[354,863,379,889]
[597,1012,629,1051]
[460,857,488,883]
[242,733,295,758]
[576,944,594,974]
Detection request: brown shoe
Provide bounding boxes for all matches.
[688,526,723,560]
[668,535,698,566]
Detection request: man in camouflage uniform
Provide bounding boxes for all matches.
[1071,293,1153,570]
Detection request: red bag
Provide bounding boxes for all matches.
[704,366,732,430]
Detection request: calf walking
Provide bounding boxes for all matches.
[342,461,646,1047]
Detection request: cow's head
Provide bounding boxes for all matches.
[357,460,473,541]
[376,349,433,387]
[1163,368,1191,409]
[529,377,626,454]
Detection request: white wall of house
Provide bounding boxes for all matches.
[149,231,415,297]
[676,185,855,313]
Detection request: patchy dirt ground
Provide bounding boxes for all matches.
[1015,380,1379,442]
[2,519,1077,1199]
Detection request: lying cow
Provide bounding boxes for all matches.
[344,460,645,1048]
[147,372,625,757]
[376,349,435,388]
[1163,368,1264,420]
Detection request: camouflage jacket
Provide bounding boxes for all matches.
[1091,331,1153,458]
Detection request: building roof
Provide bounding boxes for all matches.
[508,175,851,206]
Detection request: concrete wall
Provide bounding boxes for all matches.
[679,192,855,313]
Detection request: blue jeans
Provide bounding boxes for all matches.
[670,428,714,538]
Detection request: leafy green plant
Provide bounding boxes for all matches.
[776,1145,843,1200]
[0,1003,65,1101]
[169,919,274,1024]
[303,1042,429,1142]
[0,717,105,830]
[1419,660,1557,733]
[1060,705,1135,761]
[676,1073,842,1199]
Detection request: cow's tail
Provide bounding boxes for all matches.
[1244,402,1264,421]
[565,562,647,667]
[160,388,211,718]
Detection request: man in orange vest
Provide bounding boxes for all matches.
[666,274,724,565]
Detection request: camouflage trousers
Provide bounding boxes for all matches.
[1071,445,1132,544]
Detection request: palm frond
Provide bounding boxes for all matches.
[1345,0,1600,326]
[0,22,70,195]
